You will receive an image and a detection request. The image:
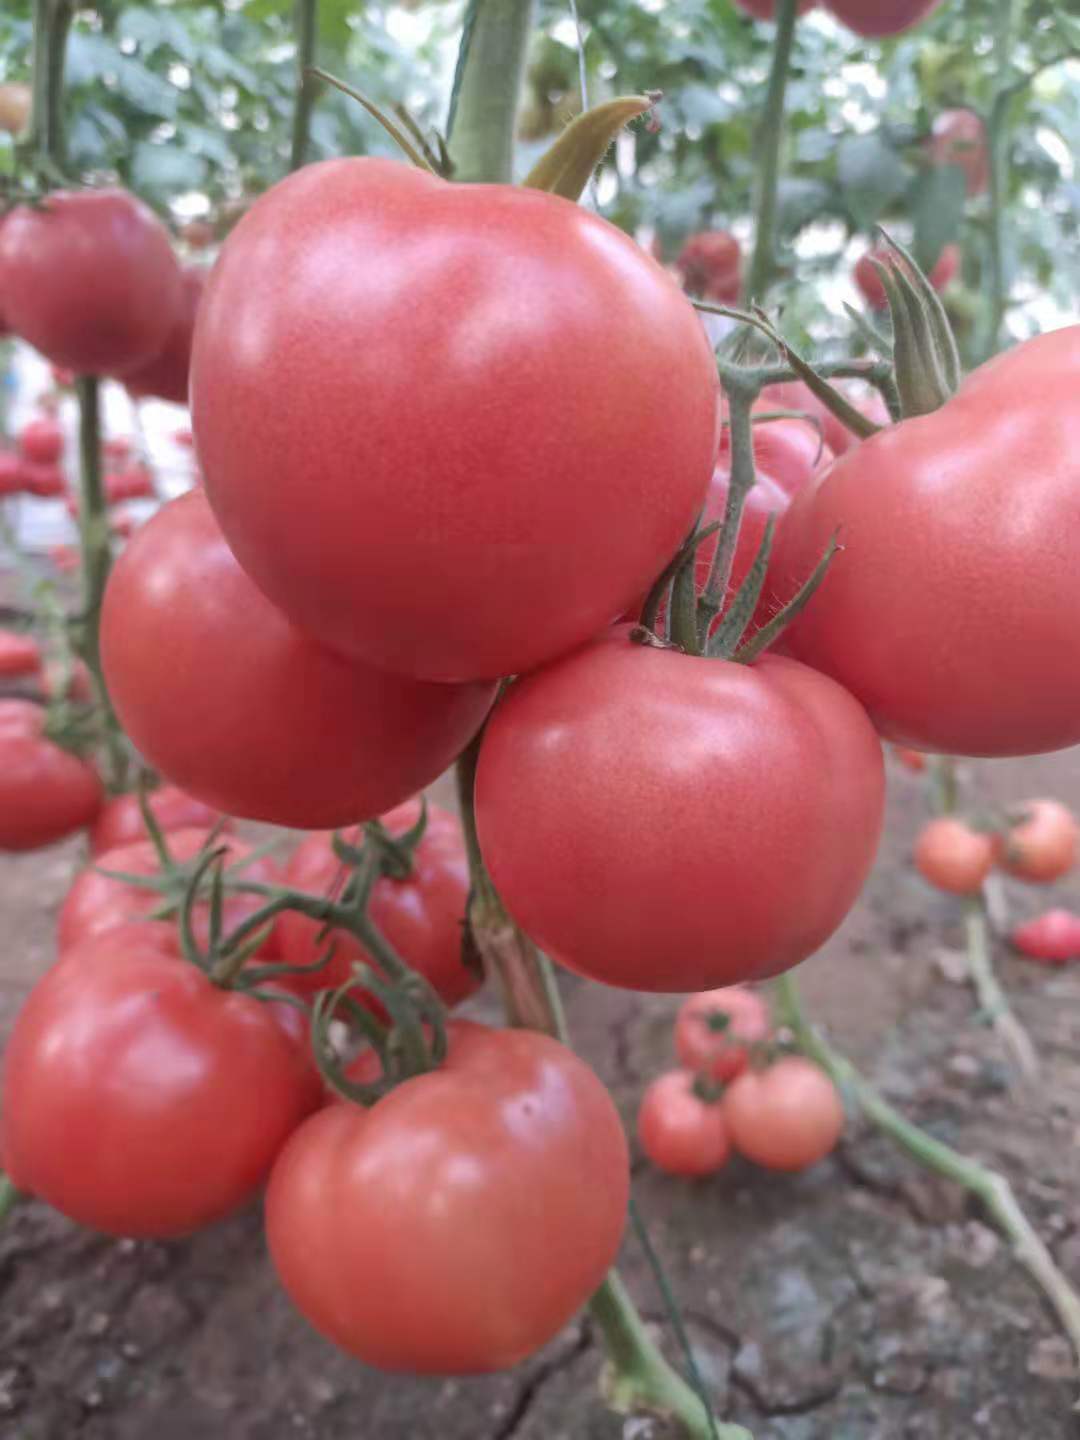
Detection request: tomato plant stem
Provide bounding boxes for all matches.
[446,0,535,183]
[775,971,1080,1378]
[744,0,798,303]
[982,0,1019,359]
[697,379,758,647]
[30,0,72,169]
[0,1173,20,1226]
[289,0,318,172]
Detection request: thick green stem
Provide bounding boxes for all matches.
[983,0,1020,357]
[30,0,73,168]
[964,897,1038,1080]
[744,0,798,302]
[446,0,535,182]
[776,972,1080,1375]
[289,0,318,172]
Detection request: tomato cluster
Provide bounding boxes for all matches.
[915,798,1078,897]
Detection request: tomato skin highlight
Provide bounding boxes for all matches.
[58,826,280,955]
[266,1021,629,1373]
[675,986,771,1082]
[192,157,719,683]
[1011,909,1080,965]
[0,700,102,851]
[638,1071,731,1177]
[773,327,1080,757]
[276,798,480,1007]
[722,1057,844,1171]
[476,630,884,992]
[2,922,320,1237]
[102,490,496,827]
[914,818,996,896]
[0,189,182,374]
[89,785,229,856]
[999,799,1078,885]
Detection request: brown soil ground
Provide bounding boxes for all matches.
[2,747,1080,1440]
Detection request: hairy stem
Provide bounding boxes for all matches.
[744,0,798,302]
[964,896,1039,1080]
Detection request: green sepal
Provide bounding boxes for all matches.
[522,94,658,203]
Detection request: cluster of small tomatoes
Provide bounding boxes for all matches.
[639,986,844,1178]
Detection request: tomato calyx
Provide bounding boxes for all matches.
[523,93,660,203]
[689,1073,725,1105]
[869,230,960,418]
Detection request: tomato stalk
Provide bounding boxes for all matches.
[446,0,535,183]
[743,0,799,303]
[289,0,319,173]
[774,971,1080,1375]
[29,0,72,170]
[982,0,1019,359]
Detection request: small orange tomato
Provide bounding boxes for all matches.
[914,817,995,895]
[722,1057,844,1172]
[674,986,770,1081]
[999,799,1078,885]
[637,1071,730,1177]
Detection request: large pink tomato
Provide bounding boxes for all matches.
[772,326,1080,757]
[191,157,719,682]
[475,628,884,991]
[101,490,496,827]
[0,189,182,374]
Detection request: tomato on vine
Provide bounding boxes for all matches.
[722,1057,844,1171]
[675,986,771,1081]
[638,1070,731,1177]
[89,785,230,856]
[999,800,1078,885]
[915,818,996,896]
[0,700,102,851]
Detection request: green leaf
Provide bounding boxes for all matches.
[131,141,207,193]
[909,163,966,272]
[836,132,909,230]
[775,178,834,236]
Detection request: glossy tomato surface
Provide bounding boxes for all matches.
[0,189,182,374]
[637,1071,731,1177]
[277,797,479,1005]
[57,826,280,955]
[825,0,943,35]
[89,784,229,856]
[192,157,719,682]
[722,1057,844,1171]
[476,630,884,992]
[266,1021,628,1372]
[0,700,102,851]
[124,265,205,404]
[102,491,496,827]
[772,326,1080,756]
[2,922,319,1236]
[675,986,771,1081]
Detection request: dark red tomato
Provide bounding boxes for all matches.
[676,231,741,303]
[1000,799,1078,884]
[929,109,989,197]
[90,784,230,856]
[0,700,102,851]
[276,797,478,1006]
[475,628,884,992]
[759,380,890,458]
[722,1057,844,1171]
[637,1071,731,1177]
[102,491,495,827]
[191,157,719,683]
[266,1020,628,1372]
[21,463,65,498]
[914,818,995,895]
[57,826,280,955]
[17,416,64,465]
[0,629,42,678]
[1012,909,1080,965]
[854,243,959,311]
[124,265,205,405]
[103,464,155,505]
[825,0,943,35]
[2,921,319,1236]
[675,986,771,1081]
[0,451,21,495]
[0,189,182,374]
[774,327,1080,756]
[731,0,816,17]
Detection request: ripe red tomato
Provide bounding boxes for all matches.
[999,799,1078,884]
[731,0,816,17]
[0,700,102,850]
[266,1020,628,1372]
[741,412,832,496]
[723,1057,844,1170]
[21,463,65,498]
[854,244,959,311]
[1011,909,1080,965]
[638,1071,731,1177]
[124,265,205,405]
[103,436,133,462]
[17,415,64,465]
[57,826,280,955]
[89,784,230,856]
[675,986,771,1081]
[759,380,889,458]
[772,327,1080,757]
[892,746,927,773]
[0,189,183,374]
[676,231,741,303]
[914,817,995,895]
[476,629,884,992]
[102,491,495,827]
[277,797,479,1005]
[191,157,719,683]
[103,464,155,504]
[2,921,319,1236]
[825,0,944,36]
[0,451,21,495]
[0,629,42,678]
[929,109,989,196]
